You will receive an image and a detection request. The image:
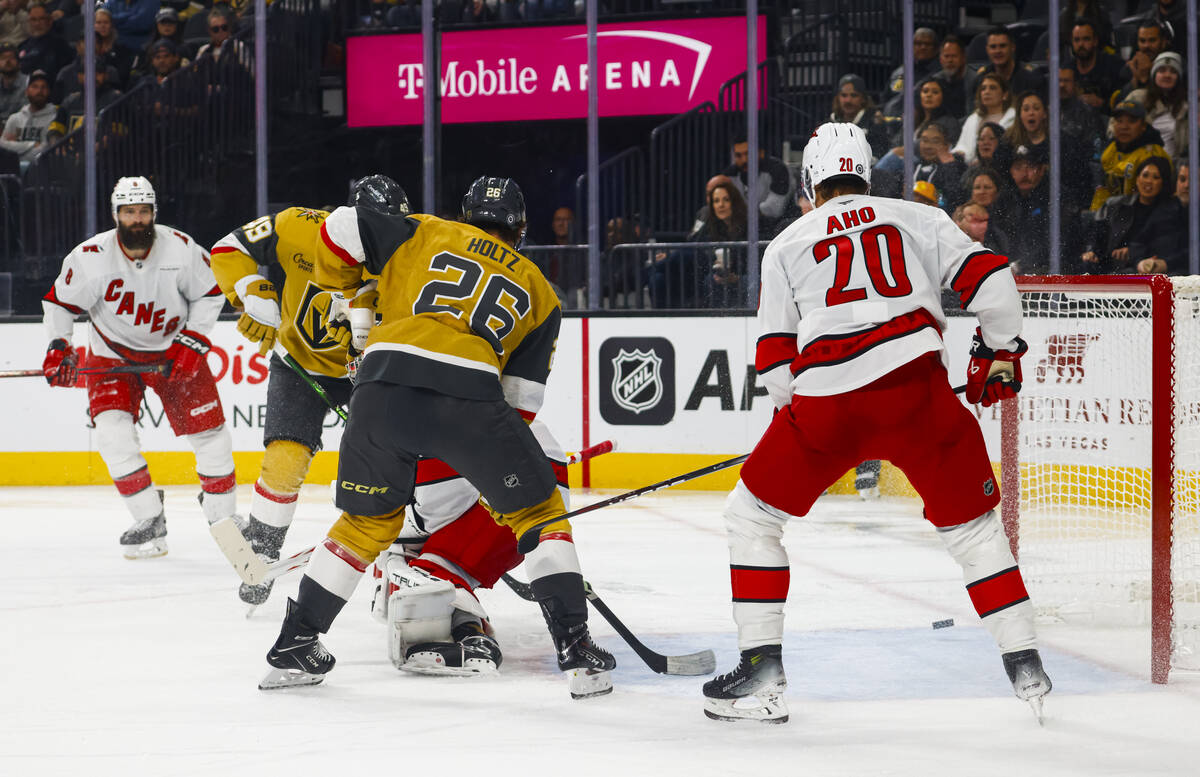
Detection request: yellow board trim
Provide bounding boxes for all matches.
[0,451,341,487]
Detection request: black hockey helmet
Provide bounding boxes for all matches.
[350,174,410,216]
[461,176,526,230]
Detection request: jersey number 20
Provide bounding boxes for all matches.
[413,252,531,355]
[813,224,913,307]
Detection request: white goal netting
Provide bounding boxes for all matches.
[1012,276,1200,675]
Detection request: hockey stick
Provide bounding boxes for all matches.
[210,441,618,586]
[1,362,171,379]
[500,573,716,676]
[516,453,749,554]
[273,344,349,422]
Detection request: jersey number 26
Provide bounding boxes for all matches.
[813,224,913,307]
[413,252,531,355]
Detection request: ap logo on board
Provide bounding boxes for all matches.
[599,337,675,425]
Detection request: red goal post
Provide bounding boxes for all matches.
[1000,275,1200,683]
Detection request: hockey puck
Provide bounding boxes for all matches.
[932,618,955,630]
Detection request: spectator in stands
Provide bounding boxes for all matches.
[722,135,794,237]
[974,26,1043,99]
[953,201,990,243]
[1058,1,1114,51]
[461,0,499,23]
[829,73,889,160]
[602,215,648,307]
[103,0,156,49]
[1092,99,1171,210]
[384,1,419,27]
[48,0,82,26]
[0,42,28,123]
[525,0,574,20]
[1137,0,1187,53]
[912,121,966,211]
[1177,161,1189,208]
[1112,50,1153,107]
[991,144,1076,274]
[0,68,53,168]
[1117,18,1171,89]
[196,6,250,73]
[1068,18,1124,115]
[953,74,1015,164]
[968,121,1005,172]
[914,76,960,144]
[963,166,1003,211]
[141,37,182,86]
[94,7,142,89]
[649,180,749,309]
[144,8,188,63]
[881,27,939,117]
[1123,51,1188,160]
[0,0,28,48]
[46,60,121,143]
[997,91,1090,214]
[1081,156,1183,274]
[1058,68,1105,165]
[936,35,974,118]
[18,3,75,78]
[531,205,583,307]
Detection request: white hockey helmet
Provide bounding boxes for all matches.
[800,122,873,202]
[111,176,156,222]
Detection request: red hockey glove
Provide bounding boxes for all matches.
[965,327,1028,407]
[167,329,212,379]
[42,338,77,387]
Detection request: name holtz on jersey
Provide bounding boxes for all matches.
[314,206,561,417]
[43,226,223,358]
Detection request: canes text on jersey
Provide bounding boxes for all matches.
[103,279,181,335]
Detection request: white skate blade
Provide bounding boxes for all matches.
[401,650,498,677]
[1029,696,1045,726]
[122,537,168,560]
[567,668,613,699]
[258,667,325,690]
[703,691,789,724]
[244,604,258,620]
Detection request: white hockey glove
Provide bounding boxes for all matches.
[233,274,281,356]
[323,289,376,354]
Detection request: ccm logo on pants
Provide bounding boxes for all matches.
[189,400,219,417]
[340,481,390,495]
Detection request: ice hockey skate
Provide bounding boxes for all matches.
[703,645,789,724]
[238,518,287,606]
[259,599,335,690]
[403,622,502,676]
[554,623,616,699]
[119,511,167,559]
[1003,649,1052,724]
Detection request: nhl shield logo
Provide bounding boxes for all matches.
[611,348,663,414]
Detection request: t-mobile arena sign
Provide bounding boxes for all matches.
[346,16,766,127]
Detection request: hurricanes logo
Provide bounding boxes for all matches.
[296,281,343,352]
[611,348,663,414]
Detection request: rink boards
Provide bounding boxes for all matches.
[0,316,1154,495]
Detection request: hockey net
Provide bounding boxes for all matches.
[1002,275,1200,682]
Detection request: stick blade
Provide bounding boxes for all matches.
[665,649,717,676]
[209,517,268,584]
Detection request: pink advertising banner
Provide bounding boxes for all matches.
[346,16,767,127]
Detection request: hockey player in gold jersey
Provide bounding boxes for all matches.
[261,176,616,699]
[210,175,409,605]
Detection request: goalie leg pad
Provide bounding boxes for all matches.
[937,511,1037,653]
[386,558,456,669]
[724,481,791,650]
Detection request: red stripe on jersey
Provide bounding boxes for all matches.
[254,480,299,504]
[517,408,536,422]
[210,245,239,255]
[320,221,359,266]
[755,333,798,374]
[792,308,940,377]
[966,566,1030,618]
[410,557,473,591]
[539,531,574,543]
[113,466,152,496]
[203,284,223,297]
[323,537,368,573]
[42,285,85,315]
[415,457,462,485]
[199,471,236,494]
[950,252,1011,308]
[730,564,790,602]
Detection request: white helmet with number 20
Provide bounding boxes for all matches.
[801,122,873,202]
[111,176,157,222]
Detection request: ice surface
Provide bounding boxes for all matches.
[2,485,1198,776]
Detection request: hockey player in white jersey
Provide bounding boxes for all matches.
[41,176,238,559]
[702,123,1050,723]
